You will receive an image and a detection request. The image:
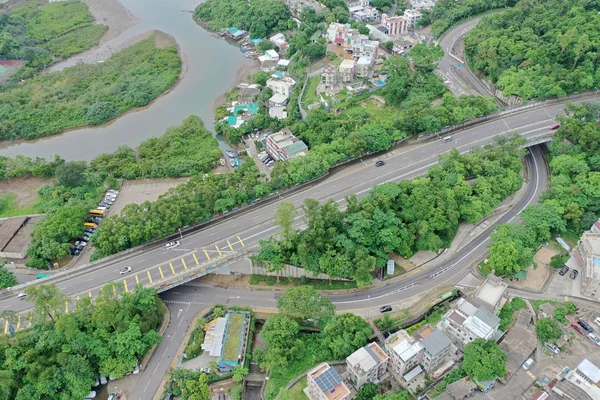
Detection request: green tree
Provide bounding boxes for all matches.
[550,254,569,269]
[322,313,373,359]
[462,339,507,381]
[409,42,444,72]
[232,364,249,383]
[55,161,87,187]
[356,383,378,400]
[0,267,18,289]
[25,283,69,322]
[277,286,335,321]
[181,373,210,400]
[536,318,562,343]
[565,301,577,314]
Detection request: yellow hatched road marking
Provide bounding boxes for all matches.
[65,301,69,314]
[226,239,234,251]
[215,245,222,257]
[204,249,211,261]
[237,235,245,247]
[159,266,165,279]
[4,320,7,334]
[29,314,32,325]
[147,271,153,284]
[16,316,20,331]
[89,292,92,298]
[123,280,129,293]
[170,262,176,275]
[182,258,188,270]
[112,285,117,297]
[135,275,140,284]
[193,253,199,265]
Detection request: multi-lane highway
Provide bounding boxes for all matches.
[0,97,578,317]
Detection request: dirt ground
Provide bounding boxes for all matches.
[108,178,188,216]
[0,176,53,208]
[81,0,137,44]
[512,246,559,291]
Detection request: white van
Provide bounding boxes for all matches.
[522,358,534,370]
[442,135,452,143]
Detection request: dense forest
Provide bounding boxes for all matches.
[0,0,107,80]
[256,134,526,285]
[487,103,600,276]
[0,284,163,400]
[425,0,517,38]
[464,0,600,99]
[0,37,181,141]
[193,0,294,38]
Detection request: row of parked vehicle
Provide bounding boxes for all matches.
[558,265,578,279]
[258,151,275,167]
[71,190,119,256]
[571,318,600,346]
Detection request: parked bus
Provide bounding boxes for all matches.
[89,209,105,217]
[84,222,98,229]
[36,273,52,279]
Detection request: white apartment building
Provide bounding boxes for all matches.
[438,299,501,347]
[346,342,389,389]
[352,35,379,59]
[385,330,423,378]
[565,359,600,399]
[266,75,297,98]
[403,9,422,27]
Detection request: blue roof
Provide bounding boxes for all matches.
[249,38,263,45]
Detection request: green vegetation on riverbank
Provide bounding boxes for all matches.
[0,0,107,80]
[487,103,600,277]
[464,0,600,99]
[0,284,163,400]
[90,115,222,179]
[193,0,293,38]
[0,36,181,141]
[256,134,525,285]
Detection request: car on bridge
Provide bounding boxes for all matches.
[549,123,561,130]
[119,267,132,275]
[166,241,180,249]
[375,160,386,167]
[379,305,392,313]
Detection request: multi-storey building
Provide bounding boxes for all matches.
[321,65,340,89]
[265,128,308,161]
[381,13,408,36]
[266,74,297,98]
[573,230,600,298]
[346,342,389,389]
[402,9,422,27]
[355,56,374,78]
[339,59,356,83]
[385,330,423,378]
[420,329,452,373]
[306,363,351,400]
[352,35,379,59]
[439,299,501,348]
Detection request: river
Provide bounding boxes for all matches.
[0,0,251,161]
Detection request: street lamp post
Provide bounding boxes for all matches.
[178,228,183,239]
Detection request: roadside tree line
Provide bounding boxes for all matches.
[487,103,600,277]
[255,134,526,285]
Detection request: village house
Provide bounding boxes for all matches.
[265,128,308,161]
[306,363,351,400]
[346,342,389,389]
[381,13,408,36]
[269,33,288,51]
[438,298,502,348]
[339,59,356,83]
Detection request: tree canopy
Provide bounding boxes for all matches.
[536,318,562,343]
[276,285,335,321]
[0,284,163,399]
[462,339,507,381]
[464,0,600,99]
[193,0,293,38]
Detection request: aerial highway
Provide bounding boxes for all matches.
[0,97,579,316]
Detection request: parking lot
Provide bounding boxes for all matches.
[108,178,188,216]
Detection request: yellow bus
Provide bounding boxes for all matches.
[84,222,98,229]
[90,209,105,217]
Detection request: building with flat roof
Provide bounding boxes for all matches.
[446,377,477,399]
[355,56,374,78]
[499,309,537,377]
[565,359,600,399]
[266,128,308,161]
[574,231,600,298]
[381,13,408,36]
[306,363,351,400]
[385,329,423,379]
[266,75,297,98]
[420,328,453,374]
[346,342,389,389]
[403,9,422,27]
[472,273,508,313]
[0,216,43,259]
[439,298,501,348]
[201,311,252,372]
[339,59,356,83]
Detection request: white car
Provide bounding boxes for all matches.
[99,376,107,385]
[595,316,600,327]
[588,333,600,346]
[166,241,180,249]
[85,391,97,400]
[133,364,140,374]
[119,267,132,275]
[75,241,87,247]
[17,293,26,300]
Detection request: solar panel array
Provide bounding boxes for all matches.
[314,367,342,393]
